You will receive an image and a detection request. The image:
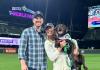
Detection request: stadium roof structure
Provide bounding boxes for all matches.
[0,0,100,39]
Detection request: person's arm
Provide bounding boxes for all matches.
[72,39,79,55]
[45,40,62,61]
[18,29,28,70]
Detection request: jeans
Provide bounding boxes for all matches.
[28,67,37,70]
[28,65,47,70]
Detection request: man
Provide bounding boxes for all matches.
[18,11,47,70]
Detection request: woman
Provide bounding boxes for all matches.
[44,23,71,70]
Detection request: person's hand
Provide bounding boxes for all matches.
[21,63,28,70]
[20,60,28,70]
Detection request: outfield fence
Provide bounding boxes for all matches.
[80,49,100,54]
[0,47,100,54]
[0,48,17,53]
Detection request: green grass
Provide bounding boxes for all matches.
[84,54,100,70]
[0,54,20,70]
[0,54,100,70]
[47,58,53,70]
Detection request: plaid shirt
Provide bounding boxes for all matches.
[18,26,47,70]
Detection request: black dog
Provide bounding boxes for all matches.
[74,52,88,70]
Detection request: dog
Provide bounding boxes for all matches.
[74,51,88,70]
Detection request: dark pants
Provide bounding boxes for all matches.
[28,67,37,70]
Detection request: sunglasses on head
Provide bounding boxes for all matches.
[58,39,67,42]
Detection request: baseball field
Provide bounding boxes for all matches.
[0,54,100,70]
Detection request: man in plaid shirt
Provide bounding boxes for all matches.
[18,11,47,70]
